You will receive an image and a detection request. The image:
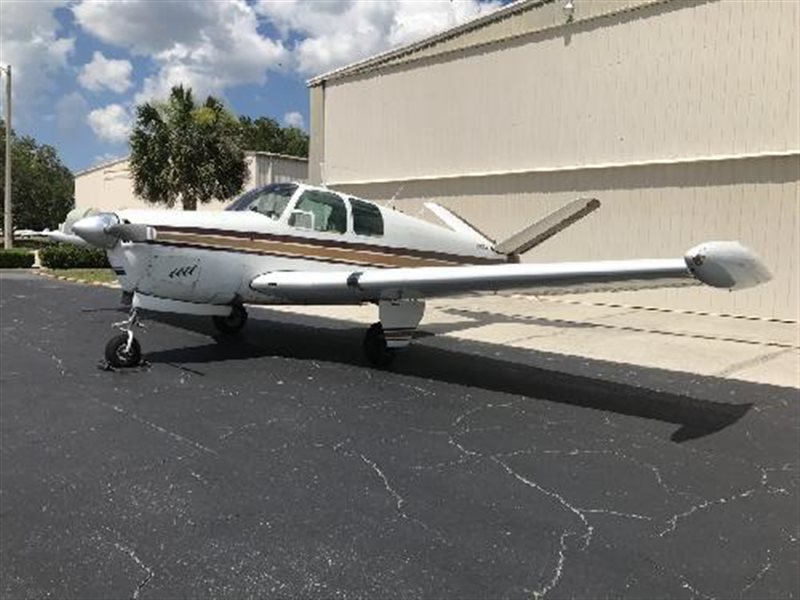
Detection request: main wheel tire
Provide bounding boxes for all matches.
[213,305,248,334]
[363,322,396,367]
[104,334,142,368]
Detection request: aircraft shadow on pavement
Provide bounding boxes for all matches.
[145,312,753,444]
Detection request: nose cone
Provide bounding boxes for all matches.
[72,213,120,249]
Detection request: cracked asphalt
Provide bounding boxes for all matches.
[1,271,798,599]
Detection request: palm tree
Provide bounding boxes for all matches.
[129,85,248,210]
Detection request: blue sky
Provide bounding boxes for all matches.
[0,0,503,173]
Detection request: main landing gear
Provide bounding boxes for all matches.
[362,299,426,368]
[104,308,145,368]
[212,304,248,335]
[363,322,395,367]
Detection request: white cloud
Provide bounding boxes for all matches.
[73,0,286,103]
[257,0,502,77]
[87,103,131,143]
[78,52,133,93]
[0,1,75,110]
[73,0,217,55]
[56,92,89,133]
[283,111,304,129]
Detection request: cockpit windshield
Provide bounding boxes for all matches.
[225,183,298,220]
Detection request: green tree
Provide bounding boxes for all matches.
[238,115,309,157]
[129,85,248,210]
[0,120,74,231]
[280,126,309,157]
[238,116,284,153]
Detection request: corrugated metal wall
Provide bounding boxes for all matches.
[269,156,309,184]
[319,0,799,320]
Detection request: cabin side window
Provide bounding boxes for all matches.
[225,183,297,220]
[290,189,347,234]
[351,198,384,237]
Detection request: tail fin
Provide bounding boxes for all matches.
[494,197,600,257]
[424,202,495,248]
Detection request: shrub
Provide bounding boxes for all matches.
[0,249,35,268]
[14,239,59,250]
[39,245,109,269]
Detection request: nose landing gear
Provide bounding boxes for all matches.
[104,308,145,368]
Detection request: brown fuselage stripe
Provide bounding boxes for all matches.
[150,228,502,267]
[154,226,504,266]
[154,234,448,267]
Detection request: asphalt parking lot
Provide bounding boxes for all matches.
[1,271,798,600]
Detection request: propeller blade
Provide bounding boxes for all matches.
[105,223,157,242]
[72,214,156,248]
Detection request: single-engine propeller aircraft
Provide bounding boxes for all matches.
[59,182,770,368]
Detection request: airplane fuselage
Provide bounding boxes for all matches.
[108,183,503,306]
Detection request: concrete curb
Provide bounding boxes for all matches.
[35,269,121,290]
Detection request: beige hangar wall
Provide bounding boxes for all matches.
[316,0,800,320]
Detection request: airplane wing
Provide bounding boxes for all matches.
[251,241,771,302]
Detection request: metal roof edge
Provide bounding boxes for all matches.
[74,156,130,177]
[75,151,309,178]
[245,151,309,162]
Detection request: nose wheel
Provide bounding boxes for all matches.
[104,308,145,368]
[104,334,142,368]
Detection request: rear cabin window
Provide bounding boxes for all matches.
[351,198,384,237]
[290,189,347,234]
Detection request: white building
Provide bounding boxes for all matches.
[308,0,799,320]
[74,151,308,213]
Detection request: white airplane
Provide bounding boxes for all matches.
[62,182,770,368]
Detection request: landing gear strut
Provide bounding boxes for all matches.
[362,300,426,367]
[363,322,396,367]
[104,308,144,368]
[212,304,248,335]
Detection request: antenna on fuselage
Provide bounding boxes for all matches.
[387,184,405,210]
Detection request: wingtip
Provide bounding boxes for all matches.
[684,241,772,290]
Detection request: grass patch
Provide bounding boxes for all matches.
[49,268,118,285]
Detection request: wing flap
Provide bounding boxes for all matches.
[354,259,694,298]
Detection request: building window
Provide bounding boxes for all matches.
[351,198,384,237]
[290,189,347,233]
